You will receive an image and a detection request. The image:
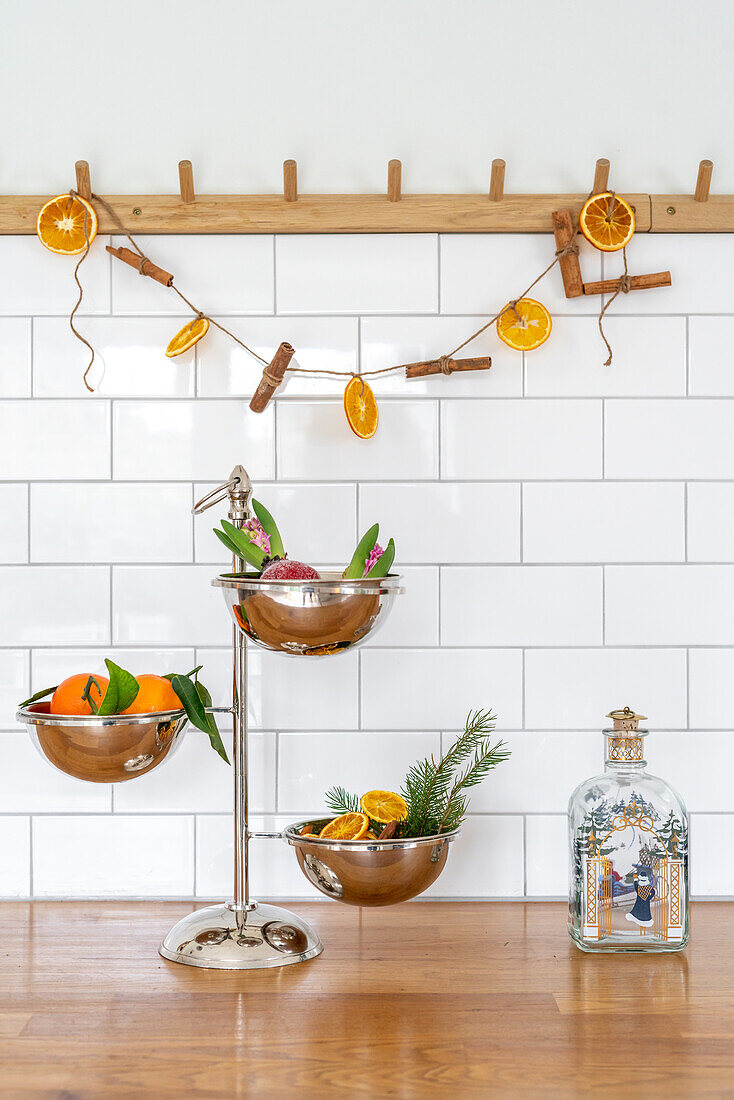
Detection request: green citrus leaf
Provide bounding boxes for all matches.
[98,660,140,716]
[18,684,58,708]
[170,674,230,765]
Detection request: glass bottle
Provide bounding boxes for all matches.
[568,707,689,952]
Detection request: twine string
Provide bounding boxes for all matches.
[597,245,629,367]
[66,185,625,390]
[67,190,96,393]
[91,193,269,369]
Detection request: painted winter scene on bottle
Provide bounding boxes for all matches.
[568,709,689,953]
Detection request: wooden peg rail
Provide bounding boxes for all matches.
[178,160,195,204]
[1,157,730,233]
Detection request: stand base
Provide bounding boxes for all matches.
[159,901,323,970]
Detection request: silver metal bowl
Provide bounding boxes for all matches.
[213,571,404,655]
[16,702,188,783]
[285,819,459,906]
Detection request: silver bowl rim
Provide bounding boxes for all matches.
[284,819,460,853]
[212,570,405,597]
[16,702,187,728]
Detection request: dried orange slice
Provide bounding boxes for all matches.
[165,316,210,358]
[36,193,98,255]
[360,790,408,824]
[496,298,552,352]
[579,192,635,252]
[319,812,369,840]
[344,377,378,439]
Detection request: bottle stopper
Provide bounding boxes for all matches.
[606,706,647,732]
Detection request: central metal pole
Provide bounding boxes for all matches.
[226,467,253,914]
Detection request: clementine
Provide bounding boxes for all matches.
[122,674,182,714]
[50,673,109,715]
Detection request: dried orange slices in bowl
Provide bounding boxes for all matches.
[37,193,98,255]
[319,812,370,840]
[579,192,635,252]
[496,297,552,352]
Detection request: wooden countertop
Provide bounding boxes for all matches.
[0,901,730,1097]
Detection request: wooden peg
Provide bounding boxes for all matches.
[283,160,298,202]
[582,271,671,296]
[695,159,713,202]
[403,355,491,380]
[106,245,174,287]
[178,160,195,204]
[593,158,610,194]
[250,342,296,412]
[388,160,402,202]
[552,209,583,299]
[489,159,505,202]
[75,160,91,200]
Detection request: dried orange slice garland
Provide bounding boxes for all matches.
[496,297,552,352]
[319,812,370,840]
[344,376,379,438]
[579,192,635,252]
[360,790,408,824]
[165,316,210,357]
[36,193,98,255]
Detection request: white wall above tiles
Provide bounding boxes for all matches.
[2,230,734,903]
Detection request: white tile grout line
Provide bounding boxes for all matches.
[192,814,197,895]
[437,235,442,314]
[684,481,689,561]
[28,815,33,895]
[274,729,280,814]
[522,815,527,895]
[4,809,733,819]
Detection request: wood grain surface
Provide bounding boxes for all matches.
[0,193,653,235]
[0,901,729,1098]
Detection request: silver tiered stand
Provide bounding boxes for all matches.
[157,465,403,970]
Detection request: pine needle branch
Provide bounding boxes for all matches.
[324,786,361,815]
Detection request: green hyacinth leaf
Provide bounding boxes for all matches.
[252,498,285,559]
[97,659,140,715]
[365,537,395,578]
[344,523,379,579]
[218,521,267,569]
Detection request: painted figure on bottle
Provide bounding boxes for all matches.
[625,867,655,928]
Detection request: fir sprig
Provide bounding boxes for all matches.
[323,709,510,839]
[325,786,361,815]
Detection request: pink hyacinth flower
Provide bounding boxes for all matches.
[243,519,271,555]
[363,543,384,576]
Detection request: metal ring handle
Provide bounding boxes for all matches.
[193,477,240,515]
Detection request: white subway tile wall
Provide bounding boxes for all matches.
[0,232,732,901]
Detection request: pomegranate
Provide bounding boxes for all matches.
[260,559,321,581]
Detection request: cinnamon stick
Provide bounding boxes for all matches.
[249,341,296,412]
[378,821,398,840]
[404,355,491,380]
[582,271,671,296]
[106,245,173,287]
[552,209,583,298]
